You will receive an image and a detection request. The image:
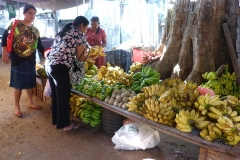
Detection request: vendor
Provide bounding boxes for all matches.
[86,16,107,68]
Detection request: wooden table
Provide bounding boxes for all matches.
[71,90,240,160]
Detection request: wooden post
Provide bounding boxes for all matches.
[198,147,207,160]
[222,23,240,86]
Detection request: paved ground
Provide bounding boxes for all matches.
[0,60,199,160]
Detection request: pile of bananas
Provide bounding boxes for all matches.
[84,61,98,78]
[78,100,102,127]
[175,109,210,132]
[127,79,200,126]
[69,95,102,127]
[88,46,106,57]
[97,63,132,86]
[129,62,143,73]
[202,69,240,98]
[130,66,160,93]
[194,94,240,145]
[161,79,200,112]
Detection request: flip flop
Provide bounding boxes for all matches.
[14,111,23,118]
[63,123,80,131]
[28,105,41,110]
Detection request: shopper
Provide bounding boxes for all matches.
[1,4,45,117]
[86,16,107,68]
[45,16,98,131]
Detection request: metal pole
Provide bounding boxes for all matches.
[17,1,20,18]
[76,0,78,16]
[91,0,94,9]
[54,10,59,36]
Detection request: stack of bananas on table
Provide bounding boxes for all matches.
[193,94,240,145]
[88,46,106,57]
[97,63,132,86]
[69,95,102,127]
[202,67,240,98]
[175,109,210,132]
[129,62,143,73]
[127,78,200,126]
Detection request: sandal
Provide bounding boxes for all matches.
[14,111,23,118]
[28,105,41,110]
[63,122,81,131]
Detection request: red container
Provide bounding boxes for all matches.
[132,48,150,63]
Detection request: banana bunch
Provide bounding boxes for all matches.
[222,95,239,107]
[69,94,86,116]
[143,97,176,126]
[78,100,102,127]
[202,68,240,98]
[127,93,146,113]
[130,66,160,93]
[129,62,143,73]
[141,84,166,99]
[97,66,107,80]
[194,94,222,115]
[175,109,210,132]
[88,46,106,57]
[202,72,217,80]
[200,123,224,142]
[118,72,134,87]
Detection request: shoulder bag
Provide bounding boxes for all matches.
[7,19,19,53]
[69,49,89,85]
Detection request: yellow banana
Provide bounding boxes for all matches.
[196,121,210,129]
[212,126,222,136]
[177,123,191,129]
[200,128,209,139]
[176,126,192,132]
[209,107,222,116]
[208,95,221,106]
[230,111,238,117]
[193,111,200,121]
[232,116,240,123]
[207,113,221,120]
[228,136,240,145]
[226,107,233,115]
[205,136,213,141]
[190,109,196,119]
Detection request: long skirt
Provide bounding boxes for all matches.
[10,61,36,89]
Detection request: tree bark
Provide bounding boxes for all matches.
[151,0,238,84]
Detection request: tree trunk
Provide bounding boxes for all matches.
[151,0,238,84]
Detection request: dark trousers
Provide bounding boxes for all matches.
[46,64,71,129]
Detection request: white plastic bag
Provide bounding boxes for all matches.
[112,122,160,150]
[43,79,51,98]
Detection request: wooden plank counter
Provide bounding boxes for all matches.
[71,90,240,160]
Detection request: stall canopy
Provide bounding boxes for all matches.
[16,0,90,10]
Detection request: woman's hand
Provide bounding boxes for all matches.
[2,48,9,64]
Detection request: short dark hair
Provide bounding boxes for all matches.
[91,16,100,24]
[23,4,36,14]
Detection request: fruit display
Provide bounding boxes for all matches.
[104,88,136,110]
[127,79,200,126]
[73,77,126,101]
[69,95,102,127]
[88,46,106,57]
[129,62,143,73]
[37,68,48,78]
[130,66,160,93]
[97,63,133,86]
[202,67,240,98]
[194,93,240,145]
[84,61,98,78]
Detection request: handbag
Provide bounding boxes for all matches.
[7,19,19,53]
[69,49,89,85]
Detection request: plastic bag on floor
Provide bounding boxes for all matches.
[43,79,51,98]
[112,122,160,150]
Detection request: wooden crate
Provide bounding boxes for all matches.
[32,76,49,104]
[198,147,240,160]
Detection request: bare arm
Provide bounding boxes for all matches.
[1,30,9,64]
[76,45,98,61]
[100,36,107,47]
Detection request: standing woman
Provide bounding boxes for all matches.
[86,16,107,68]
[1,5,45,117]
[45,16,98,131]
